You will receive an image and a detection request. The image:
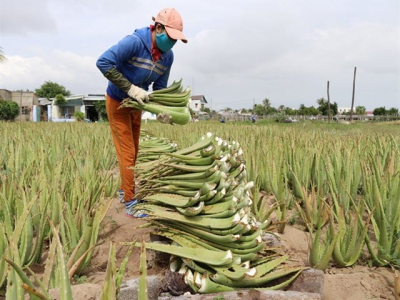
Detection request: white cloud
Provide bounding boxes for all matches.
[1,0,399,111]
[0,52,104,94]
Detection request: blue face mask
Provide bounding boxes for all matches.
[156,30,177,52]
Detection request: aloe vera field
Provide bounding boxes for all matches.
[0,120,399,300]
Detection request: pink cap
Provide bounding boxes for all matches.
[153,8,188,43]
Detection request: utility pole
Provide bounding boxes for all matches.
[350,67,357,122]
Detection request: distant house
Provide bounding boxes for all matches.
[190,95,208,113]
[338,107,353,115]
[40,94,105,122]
[0,89,39,121]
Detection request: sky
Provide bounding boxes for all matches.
[0,0,399,111]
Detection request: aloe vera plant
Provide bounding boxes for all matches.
[0,123,118,297]
[362,157,400,267]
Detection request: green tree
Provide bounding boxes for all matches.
[309,106,320,116]
[54,94,66,106]
[35,81,71,98]
[355,106,366,115]
[253,104,265,116]
[262,98,272,114]
[0,100,19,121]
[298,104,309,115]
[317,97,338,116]
[387,107,399,116]
[373,107,386,116]
[284,107,297,116]
[94,101,108,121]
[297,104,319,116]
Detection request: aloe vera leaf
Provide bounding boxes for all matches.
[184,269,200,293]
[178,156,215,166]
[153,220,240,244]
[131,242,233,266]
[21,284,49,300]
[162,161,218,173]
[312,226,338,271]
[202,208,238,219]
[100,242,117,300]
[238,228,262,242]
[255,269,303,291]
[149,179,204,190]
[198,272,235,293]
[174,133,216,155]
[10,194,38,249]
[138,240,148,300]
[211,266,303,288]
[150,79,182,94]
[5,219,30,299]
[153,230,220,251]
[203,188,227,205]
[252,255,290,278]
[209,264,256,281]
[51,223,74,300]
[181,258,212,274]
[26,267,52,300]
[148,186,199,197]
[176,201,205,216]
[4,259,42,300]
[42,225,58,291]
[116,243,135,298]
[140,204,240,229]
[161,168,217,180]
[68,245,95,279]
[0,224,8,289]
[202,198,236,215]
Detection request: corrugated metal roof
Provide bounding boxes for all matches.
[62,99,83,107]
[191,95,208,103]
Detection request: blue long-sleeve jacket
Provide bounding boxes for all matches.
[96,27,174,101]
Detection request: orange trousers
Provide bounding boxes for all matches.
[106,94,141,201]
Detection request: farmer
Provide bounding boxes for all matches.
[96,8,188,218]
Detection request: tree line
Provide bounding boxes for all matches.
[202,97,399,117]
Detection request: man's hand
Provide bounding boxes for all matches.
[127,85,149,106]
[156,112,173,124]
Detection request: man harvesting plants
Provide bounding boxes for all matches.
[96,8,188,218]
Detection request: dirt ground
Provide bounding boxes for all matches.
[76,197,397,300]
[14,199,394,300]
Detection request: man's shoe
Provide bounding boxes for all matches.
[125,199,147,218]
[118,189,125,204]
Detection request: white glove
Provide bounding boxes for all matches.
[156,112,173,124]
[127,84,149,106]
